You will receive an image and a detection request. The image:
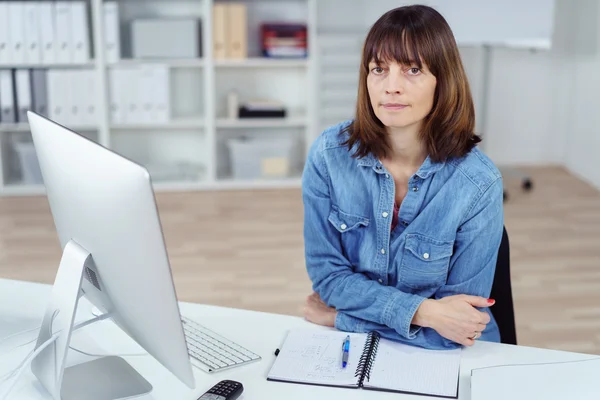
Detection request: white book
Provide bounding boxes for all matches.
[39,3,56,64]
[24,2,42,65]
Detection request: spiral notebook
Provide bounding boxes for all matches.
[267,329,461,399]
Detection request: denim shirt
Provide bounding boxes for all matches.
[302,120,504,350]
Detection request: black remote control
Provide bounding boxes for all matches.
[197,380,244,400]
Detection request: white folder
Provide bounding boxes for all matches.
[103,2,120,64]
[54,2,73,64]
[138,65,155,124]
[0,70,17,123]
[153,65,170,123]
[71,2,90,64]
[8,2,27,65]
[39,2,56,64]
[80,70,97,126]
[108,67,125,124]
[15,69,32,123]
[0,3,10,65]
[122,67,141,124]
[24,2,42,65]
[68,70,83,126]
[48,70,71,125]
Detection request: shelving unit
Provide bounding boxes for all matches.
[0,0,323,196]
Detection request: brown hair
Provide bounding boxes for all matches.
[343,5,480,162]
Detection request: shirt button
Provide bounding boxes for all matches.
[423,253,430,259]
[382,212,389,218]
[385,174,389,178]
[340,224,347,230]
[380,248,385,254]
[412,187,419,192]
[378,278,383,283]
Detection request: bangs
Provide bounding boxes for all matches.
[363,18,437,72]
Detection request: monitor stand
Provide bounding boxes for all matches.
[31,240,152,400]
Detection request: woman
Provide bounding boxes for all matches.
[301,5,504,350]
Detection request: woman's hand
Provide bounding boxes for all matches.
[412,295,495,346]
[303,292,337,327]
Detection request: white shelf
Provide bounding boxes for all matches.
[216,117,306,128]
[0,0,317,196]
[215,58,308,68]
[0,124,98,133]
[111,118,205,130]
[0,61,96,69]
[110,59,205,68]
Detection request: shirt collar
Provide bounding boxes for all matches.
[357,152,445,179]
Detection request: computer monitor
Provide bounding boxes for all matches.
[27,111,196,400]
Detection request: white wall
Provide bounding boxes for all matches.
[564,0,600,189]
[459,0,574,167]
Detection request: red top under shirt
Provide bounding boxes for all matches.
[390,202,400,231]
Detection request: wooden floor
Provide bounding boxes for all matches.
[1,166,599,355]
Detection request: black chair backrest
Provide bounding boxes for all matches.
[489,226,517,345]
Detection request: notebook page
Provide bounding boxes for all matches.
[362,338,461,397]
[267,329,367,387]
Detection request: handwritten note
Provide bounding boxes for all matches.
[267,330,366,387]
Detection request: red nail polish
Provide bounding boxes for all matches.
[487,299,495,304]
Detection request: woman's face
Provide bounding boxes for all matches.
[366,58,437,131]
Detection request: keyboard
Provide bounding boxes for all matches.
[181,316,261,373]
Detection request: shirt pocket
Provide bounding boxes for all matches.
[328,205,370,264]
[400,234,453,290]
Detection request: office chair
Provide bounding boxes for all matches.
[489,226,517,345]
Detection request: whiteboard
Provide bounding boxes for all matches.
[362,0,556,49]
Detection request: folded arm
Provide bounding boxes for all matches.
[302,139,427,340]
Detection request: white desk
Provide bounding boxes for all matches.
[0,278,596,400]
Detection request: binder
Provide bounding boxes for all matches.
[68,70,83,125]
[15,69,32,122]
[0,70,17,123]
[267,329,461,399]
[8,2,27,65]
[71,2,90,64]
[47,70,71,125]
[213,4,228,59]
[31,69,48,117]
[138,65,155,124]
[54,2,73,64]
[80,70,97,125]
[103,2,120,64]
[39,2,56,64]
[226,3,247,59]
[152,65,170,123]
[24,2,42,65]
[0,3,10,65]
[108,67,126,124]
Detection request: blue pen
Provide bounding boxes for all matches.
[341,335,350,368]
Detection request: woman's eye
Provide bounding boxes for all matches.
[371,67,384,74]
[408,67,421,75]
